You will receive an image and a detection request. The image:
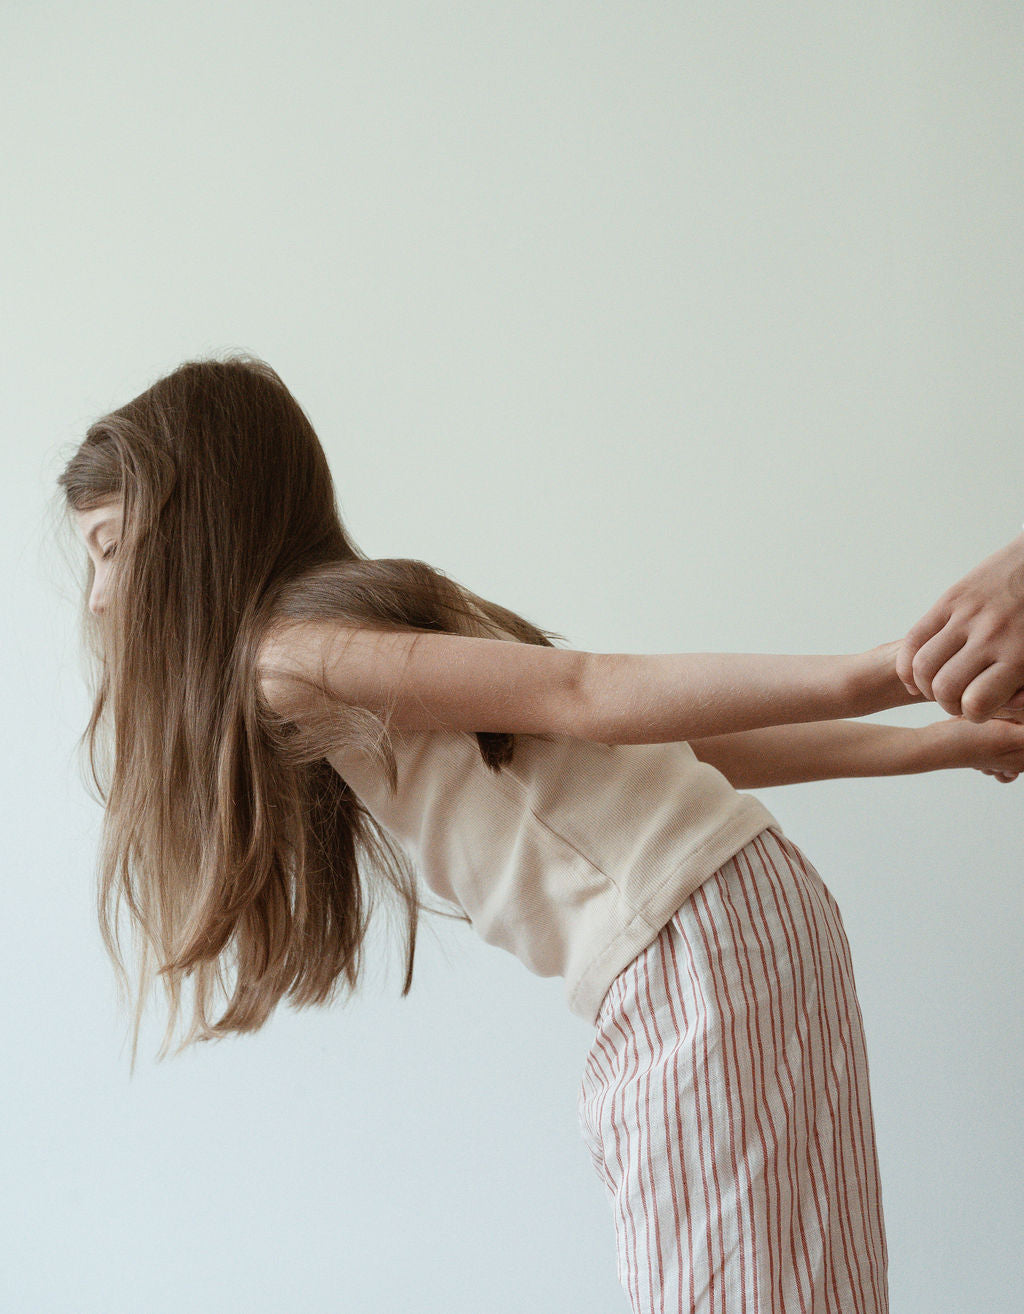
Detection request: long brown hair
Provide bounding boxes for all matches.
[55,352,567,1072]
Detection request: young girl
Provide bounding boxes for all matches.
[58,354,1024,1314]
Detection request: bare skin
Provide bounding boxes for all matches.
[897,531,1024,723]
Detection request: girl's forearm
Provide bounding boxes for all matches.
[587,643,921,745]
[688,720,942,790]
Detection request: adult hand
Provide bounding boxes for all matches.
[896,532,1024,721]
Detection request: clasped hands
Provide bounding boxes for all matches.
[896,532,1024,723]
[895,532,1024,782]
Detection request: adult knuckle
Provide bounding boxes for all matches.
[930,671,960,702]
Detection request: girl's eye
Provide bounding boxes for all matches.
[102,544,118,560]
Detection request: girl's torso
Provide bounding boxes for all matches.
[326,725,780,1023]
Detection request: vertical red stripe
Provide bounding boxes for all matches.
[657,922,697,1313]
[632,947,669,1298]
[637,936,686,1309]
[678,918,730,1314]
[609,960,659,1305]
[599,1019,640,1305]
[684,883,752,1310]
[665,922,720,1307]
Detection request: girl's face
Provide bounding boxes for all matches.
[73,499,124,616]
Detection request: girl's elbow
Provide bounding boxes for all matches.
[569,649,618,743]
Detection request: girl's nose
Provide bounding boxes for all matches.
[89,582,105,615]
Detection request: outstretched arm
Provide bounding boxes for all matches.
[689,713,1024,790]
[260,623,928,743]
[688,720,929,789]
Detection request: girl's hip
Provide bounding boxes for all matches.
[589,823,855,1041]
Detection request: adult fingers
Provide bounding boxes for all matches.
[904,622,969,703]
[957,661,1024,722]
[896,603,953,693]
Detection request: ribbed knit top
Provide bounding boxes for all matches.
[325,726,779,1024]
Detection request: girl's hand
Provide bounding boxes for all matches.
[938,713,1024,782]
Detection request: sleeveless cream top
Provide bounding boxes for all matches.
[326,726,779,1024]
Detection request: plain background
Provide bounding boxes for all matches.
[3,3,1022,1310]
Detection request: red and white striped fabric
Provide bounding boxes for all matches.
[577,823,889,1313]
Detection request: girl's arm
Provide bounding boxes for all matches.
[259,625,922,743]
[689,715,1024,790]
[586,639,919,742]
[688,720,933,789]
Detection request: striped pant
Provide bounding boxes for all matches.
[577,824,888,1313]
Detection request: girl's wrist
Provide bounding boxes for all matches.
[845,643,929,718]
[908,720,962,773]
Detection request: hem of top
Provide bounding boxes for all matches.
[567,795,780,1026]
